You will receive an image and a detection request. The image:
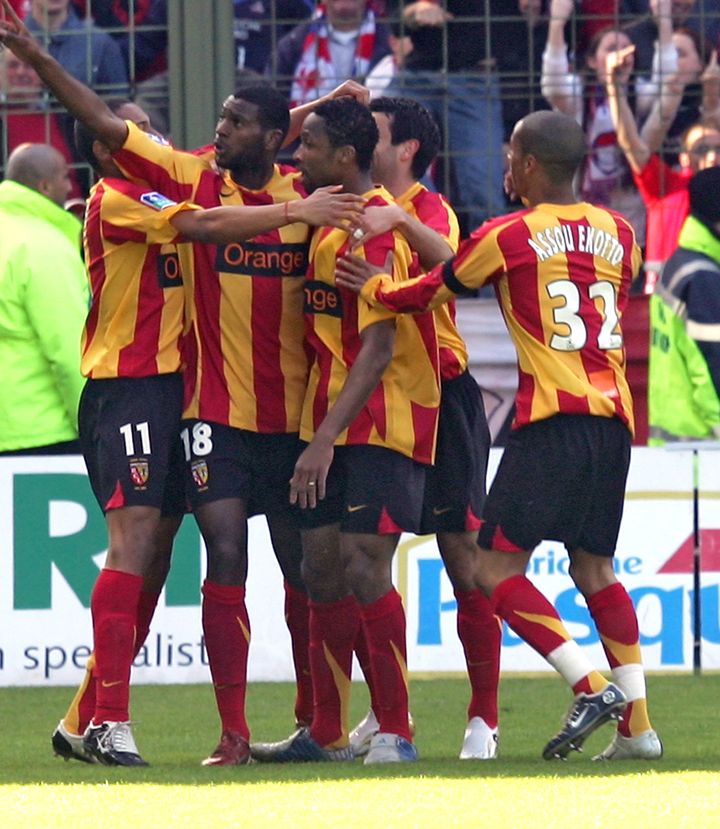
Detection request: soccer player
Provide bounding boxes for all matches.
[0,1,366,767]
[251,97,440,765]
[337,109,663,762]
[344,96,500,760]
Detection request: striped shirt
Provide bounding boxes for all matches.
[396,181,468,381]
[113,122,310,433]
[360,202,640,433]
[301,186,440,464]
[81,177,193,379]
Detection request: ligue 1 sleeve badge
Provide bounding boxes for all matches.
[129,460,149,489]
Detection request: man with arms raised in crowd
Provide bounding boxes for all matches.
[338,109,662,762]
[346,96,500,761]
[252,97,440,764]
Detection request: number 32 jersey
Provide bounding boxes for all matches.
[361,202,641,435]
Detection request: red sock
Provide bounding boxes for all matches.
[492,575,606,695]
[587,582,651,736]
[74,590,161,733]
[308,595,360,748]
[284,581,313,727]
[202,580,250,739]
[354,623,379,714]
[361,588,411,740]
[91,568,143,724]
[455,588,500,727]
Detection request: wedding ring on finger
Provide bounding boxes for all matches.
[352,228,363,241]
[307,481,316,487]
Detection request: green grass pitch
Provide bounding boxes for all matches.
[1,674,719,828]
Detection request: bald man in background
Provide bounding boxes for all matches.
[0,142,88,454]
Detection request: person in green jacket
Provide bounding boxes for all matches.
[649,166,720,443]
[0,142,88,453]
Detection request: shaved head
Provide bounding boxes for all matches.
[7,143,65,188]
[6,143,71,206]
[513,111,587,184]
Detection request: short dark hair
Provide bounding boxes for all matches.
[515,110,586,184]
[370,96,440,179]
[232,84,290,141]
[312,97,379,173]
[73,100,135,173]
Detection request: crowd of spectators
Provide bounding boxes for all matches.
[2,0,720,444]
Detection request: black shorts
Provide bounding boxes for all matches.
[78,374,185,515]
[182,419,300,515]
[294,444,426,534]
[421,370,490,534]
[477,414,631,557]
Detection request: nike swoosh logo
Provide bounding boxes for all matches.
[347,504,368,513]
[433,506,453,516]
[101,680,123,688]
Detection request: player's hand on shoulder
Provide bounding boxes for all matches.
[348,204,404,250]
[299,185,365,229]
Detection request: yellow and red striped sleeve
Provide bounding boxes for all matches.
[398,183,467,380]
[81,178,196,379]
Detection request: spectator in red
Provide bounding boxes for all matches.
[606,41,720,291]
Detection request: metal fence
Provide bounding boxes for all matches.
[1,1,718,235]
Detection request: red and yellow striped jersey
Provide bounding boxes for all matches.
[396,182,468,381]
[113,122,311,432]
[361,202,640,433]
[81,177,194,379]
[301,186,440,464]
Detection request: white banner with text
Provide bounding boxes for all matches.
[1,447,719,686]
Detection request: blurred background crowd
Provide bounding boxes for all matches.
[2,0,720,444]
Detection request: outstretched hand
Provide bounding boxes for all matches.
[0,0,34,51]
[549,0,574,24]
[605,44,635,86]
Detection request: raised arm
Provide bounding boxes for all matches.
[606,45,653,173]
[285,80,371,146]
[701,51,720,130]
[635,0,678,117]
[541,0,582,120]
[0,0,128,149]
